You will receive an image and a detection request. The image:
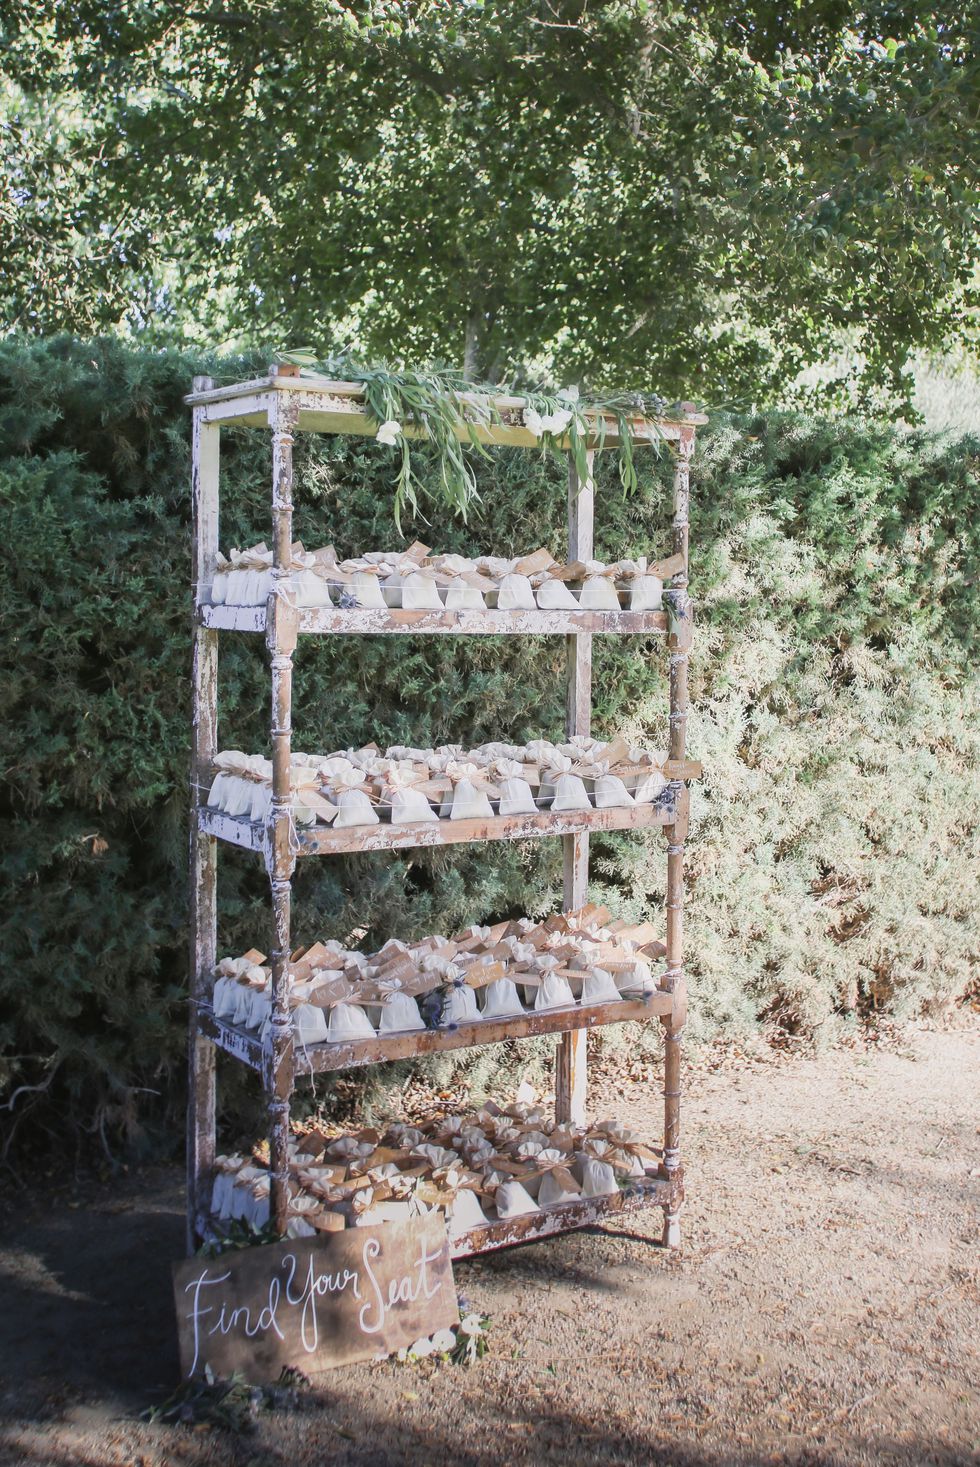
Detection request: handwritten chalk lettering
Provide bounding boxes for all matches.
[173,1216,458,1380]
[358,1232,445,1335]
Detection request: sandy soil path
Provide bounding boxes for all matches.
[1,1021,977,1467]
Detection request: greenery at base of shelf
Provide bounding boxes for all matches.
[272,348,670,530]
[144,1364,310,1431]
[1,335,978,1161]
[198,1219,284,1258]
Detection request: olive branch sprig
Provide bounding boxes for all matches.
[273,349,677,534]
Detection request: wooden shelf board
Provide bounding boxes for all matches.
[184,373,706,446]
[198,799,676,856]
[197,989,675,1078]
[199,603,669,637]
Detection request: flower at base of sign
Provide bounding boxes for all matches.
[451,1312,490,1365]
[376,419,402,446]
[397,1312,490,1367]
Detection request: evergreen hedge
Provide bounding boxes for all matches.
[1,336,978,1155]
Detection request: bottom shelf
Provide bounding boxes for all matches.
[196,1176,678,1262]
[195,1103,680,1261]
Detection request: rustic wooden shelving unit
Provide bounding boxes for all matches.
[185,368,703,1257]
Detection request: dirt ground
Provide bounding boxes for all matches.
[0,1020,977,1467]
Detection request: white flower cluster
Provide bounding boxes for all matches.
[522,405,574,438]
[399,1312,486,1364]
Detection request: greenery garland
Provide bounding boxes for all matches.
[274,348,674,533]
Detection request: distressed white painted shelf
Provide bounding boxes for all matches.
[185,365,700,1254]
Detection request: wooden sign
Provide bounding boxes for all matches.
[173,1215,458,1382]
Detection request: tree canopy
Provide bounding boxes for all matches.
[2,1,978,408]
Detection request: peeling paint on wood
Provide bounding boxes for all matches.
[557,449,594,1128]
[199,604,670,636]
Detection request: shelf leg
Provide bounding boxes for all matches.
[662,1205,682,1250]
[187,396,219,1253]
[660,425,694,1250]
[266,391,300,1235]
[556,447,594,1127]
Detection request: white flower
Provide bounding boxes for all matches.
[539,408,573,435]
[459,1313,484,1337]
[431,1327,457,1353]
[522,406,544,437]
[376,419,402,446]
[409,1335,435,1358]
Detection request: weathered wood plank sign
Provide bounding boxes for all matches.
[173,1216,458,1381]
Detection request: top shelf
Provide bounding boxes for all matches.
[184,372,708,448]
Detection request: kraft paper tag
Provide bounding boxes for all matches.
[514,547,557,576]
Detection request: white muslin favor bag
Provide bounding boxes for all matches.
[579,575,621,609]
[389,786,439,824]
[629,574,663,611]
[401,572,442,609]
[535,577,577,609]
[449,764,494,821]
[534,972,575,1011]
[495,573,536,610]
[444,582,485,610]
[441,984,480,1025]
[543,752,586,811]
[494,1181,539,1218]
[630,763,668,803]
[538,1167,582,1207]
[294,568,332,608]
[331,790,380,827]
[327,1003,376,1041]
[379,992,425,1034]
[593,774,633,809]
[448,1188,489,1235]
[349,571,386,608]
[493,759,536,815]
[579,1157,619,1197]
[225,566,250,605]
[293,1004,328,1044]
[479,979,525,1018]
[580,967,621,1004]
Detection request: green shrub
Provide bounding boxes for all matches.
[1,336,977,1155]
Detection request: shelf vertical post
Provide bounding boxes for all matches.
[556,447,595,1126]
[266,385,300,1235]
[661,417,695,1248]
[187,385,219,1252]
